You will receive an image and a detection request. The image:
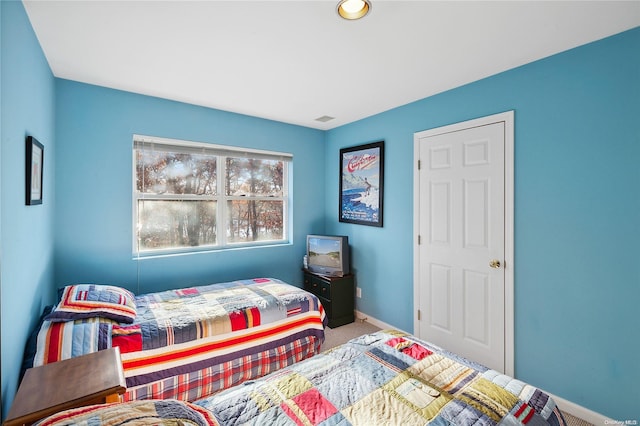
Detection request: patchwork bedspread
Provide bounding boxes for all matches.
[34,278,327,401]
[195,330,567,426]
[36,400,220,426]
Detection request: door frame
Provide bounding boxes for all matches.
[413,111,514,376]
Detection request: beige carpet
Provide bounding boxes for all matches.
[322,320,592,426]
[322,318,381,351]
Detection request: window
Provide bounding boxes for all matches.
[133,135,291,255]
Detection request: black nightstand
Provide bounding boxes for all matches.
[303,269,354,328]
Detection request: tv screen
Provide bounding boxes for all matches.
[306,235,349,277]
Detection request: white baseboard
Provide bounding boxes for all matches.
[354,309,408,334]
[354,310,612,424]
[545,391,613,424]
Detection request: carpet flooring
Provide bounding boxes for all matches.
[322,320,593,426]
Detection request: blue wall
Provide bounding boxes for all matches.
[1,0,57,416]
[325,28,640,418]
[2,0,638,419]
[54,80,326,295]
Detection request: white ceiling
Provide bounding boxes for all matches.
[23,1,640,130]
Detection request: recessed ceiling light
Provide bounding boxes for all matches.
[337,0,371,20]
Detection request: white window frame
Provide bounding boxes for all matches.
[133,135,292,256]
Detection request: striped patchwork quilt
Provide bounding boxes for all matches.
[194,330,567,426]
[33,278,327,402]
[36,400,219,426]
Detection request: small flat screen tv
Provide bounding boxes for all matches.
[306,235,350,277]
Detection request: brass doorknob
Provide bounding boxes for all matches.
[489,259,501,269]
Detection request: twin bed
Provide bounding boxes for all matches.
[28,278,326,402]
[25,278,566,425]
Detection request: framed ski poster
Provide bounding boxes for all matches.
[339,141,384,227]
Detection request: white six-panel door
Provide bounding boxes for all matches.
[414,112,514,374]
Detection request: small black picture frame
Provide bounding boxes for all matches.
[339,141,384,227]
[26,136,44,205]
